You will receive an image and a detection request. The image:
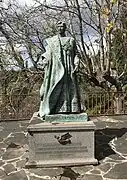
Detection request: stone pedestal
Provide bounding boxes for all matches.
[45,113,88,122]
[26,114,97,167]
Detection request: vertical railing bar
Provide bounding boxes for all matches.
[111,92,113,114]
[108,92,110,114]
[92,94,94,115]
[123,92,125,114]
[122,93,124,114]
[21,94,23,119]
[104,93,106,115]
[96,93,97,115]
[100,93,101,115]
[87,93,89,112]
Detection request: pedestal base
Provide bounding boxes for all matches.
[26,114,98,168]
[26,158,97,168]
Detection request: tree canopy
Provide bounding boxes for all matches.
[0,0,127,95]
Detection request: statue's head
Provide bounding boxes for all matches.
[57,21,66,36]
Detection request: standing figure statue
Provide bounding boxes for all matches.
[39,22,82,118]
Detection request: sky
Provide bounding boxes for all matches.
[2,0,42,7]
[18,0,55,6]
[17,0,63,6]
[18,0,37,6]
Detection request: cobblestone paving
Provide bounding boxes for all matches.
[0,116,127,180]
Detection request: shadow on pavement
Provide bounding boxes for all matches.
[59,167,80,180]
[95,128,127,161]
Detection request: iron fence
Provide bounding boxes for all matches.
[84,91,127,116]
[0,92,127,120]
[0,94,40,120]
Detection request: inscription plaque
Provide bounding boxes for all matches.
[26,116,98,167]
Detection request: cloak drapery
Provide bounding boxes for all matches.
[39,35,81,117]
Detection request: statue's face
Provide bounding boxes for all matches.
[57,24,66,34]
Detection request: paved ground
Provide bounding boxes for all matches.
[0,115,127,180]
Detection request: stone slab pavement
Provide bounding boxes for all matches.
[0,115,127,180]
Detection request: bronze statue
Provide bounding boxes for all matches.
[39,22,82,118]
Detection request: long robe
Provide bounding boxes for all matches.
[39,35,81,117]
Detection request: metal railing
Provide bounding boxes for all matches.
[84,91,127,116]
[0,92,127,120]
[0,94,40,120]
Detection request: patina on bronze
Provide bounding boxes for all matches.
[39,22,82,118]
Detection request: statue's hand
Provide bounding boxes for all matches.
[43,61,48,69]
[37,57,48,70]
[41,58,49,70]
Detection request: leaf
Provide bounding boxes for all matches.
[110,0,117,4]
[102,7,110,17]
[106,22,114,33]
